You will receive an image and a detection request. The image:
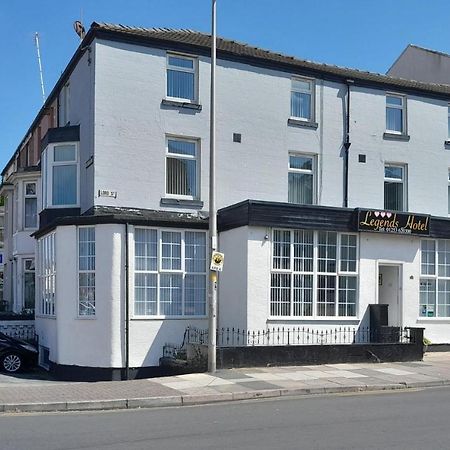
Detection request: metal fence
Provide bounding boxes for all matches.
[0,321,36,342]
[185,326,413,347]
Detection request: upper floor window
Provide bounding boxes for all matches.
[288,153,315,205]
[166,54,197,102]
[166,138,198,199]
[42,143,79,208]
[24,182,37,229]
[58,82,70,127]
[386,94,406,134]
[291,77,315,121]
[384,164,406,211]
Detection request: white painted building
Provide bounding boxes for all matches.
[3,22,450,379]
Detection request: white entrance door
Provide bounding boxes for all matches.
[378,264,402,327]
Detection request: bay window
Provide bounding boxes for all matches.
[37,233,56,316]
[42,143,79,208]
[271,230,358,318]
[78,227,95,316]
[134,228,206,317]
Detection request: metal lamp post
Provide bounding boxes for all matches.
[208,0,218,373]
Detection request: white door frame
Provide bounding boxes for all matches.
[376,262,403,328]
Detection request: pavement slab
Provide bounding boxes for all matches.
[1,353,450,414]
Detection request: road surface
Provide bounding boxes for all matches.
[1,387,450,449]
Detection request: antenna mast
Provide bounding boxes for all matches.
[34,32,46,104]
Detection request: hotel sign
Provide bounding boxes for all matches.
[358,209,430,236]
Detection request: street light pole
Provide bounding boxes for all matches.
[208,0,217,373]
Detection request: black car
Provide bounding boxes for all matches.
[0,332,38,373]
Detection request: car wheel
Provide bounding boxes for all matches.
[1,353,23,373]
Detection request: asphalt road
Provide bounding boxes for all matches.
[1,387,450,450]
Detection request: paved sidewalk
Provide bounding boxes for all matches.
[1,353,450,413]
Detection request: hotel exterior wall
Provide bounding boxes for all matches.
[349,86,450,216]
[36,225,123,369]
[92,39,347,213]
[36,223,209,369]
[218,226,250,330]
[220,225,450,344]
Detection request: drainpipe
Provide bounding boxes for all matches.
[124,223,130,380]
[343,79,354,208]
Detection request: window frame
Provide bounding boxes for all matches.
[270,229,359,319]
[165,136,200,200]
[290,76,315,122]
[132,227,207,319]
[37,232,56,317]
[23,181,38,230]
[42,142,80,209]
[386,93,407,135]
[288,152,317,205]
[77,226,96,318]
[166,53,198,103]
[448,169,450,216]
[384,163,407,212]
[420,239,450,319]
[22,257,35,312]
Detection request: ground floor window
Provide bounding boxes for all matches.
[271,229,358,317]
[420,239,450,317]
[134,228,207,317]
[37,233,56,316]
[78,227,95,316]
[23,258,35,312]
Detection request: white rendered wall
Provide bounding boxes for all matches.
[349,86,450,216]
[37,223,209,369]
[65,49,96,214]
[92,39,347,213]
[91,38,450,218]
[218,226,249,330]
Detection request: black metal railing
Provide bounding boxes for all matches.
[185,325,414,348]
[0,322,36,342]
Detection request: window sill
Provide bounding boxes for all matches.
[76,316,97,320]
[160,198,204,208]
[268,317,359,322]
[161,99,202,111]
[383,132,410,141]
[131,315,208,321]
[35,314,56,320]
[417,318,450,323]
[287,118,318,129]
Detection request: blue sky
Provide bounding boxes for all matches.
[1,0,450,170]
